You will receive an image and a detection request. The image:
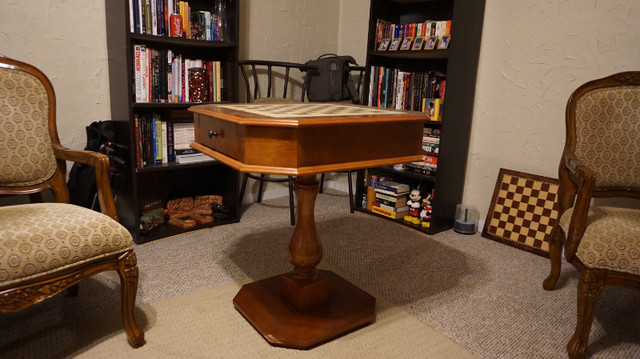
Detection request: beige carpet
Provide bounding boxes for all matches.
[2,189,640,358]
[67,279,474,359]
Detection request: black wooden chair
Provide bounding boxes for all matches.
[237,60,317,225]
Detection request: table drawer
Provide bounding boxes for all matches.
[193,114,242,160]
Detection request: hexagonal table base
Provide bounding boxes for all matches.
[233,270,376,349]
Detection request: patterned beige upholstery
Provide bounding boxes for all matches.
[0,203,134,288]
[559,206,640,275]
[573,87,640,189]
[0,67,57,187]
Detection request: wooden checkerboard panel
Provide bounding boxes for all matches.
[481,168,559,258]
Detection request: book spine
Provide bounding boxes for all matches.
[215,61,222,101]
[373,201,408,213]
[166,119,174,162]
[144,115,152,166]
[134,113,143,168]
[134,45,143,102]
[373,182,408,193]
[161,120,168,163]
[144,0,151,35]
[371,205,407,219]
[150,0,157,35]
[153,114,162,164]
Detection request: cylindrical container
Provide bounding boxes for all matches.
[188,67,209,103]
[170,14,183,37]
[454,203,478,234]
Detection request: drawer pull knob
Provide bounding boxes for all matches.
[208,130,222,138]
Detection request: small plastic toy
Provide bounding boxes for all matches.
[403,188,422,225]
[420,193,433,228]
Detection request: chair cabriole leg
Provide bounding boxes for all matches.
[543,229,563,290]
[567,269,604,359]
[118,250,145,348]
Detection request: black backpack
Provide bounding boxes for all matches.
[67,121,122,210]
[304,54,361,104]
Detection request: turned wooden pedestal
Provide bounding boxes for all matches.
[190,103,425,349]
[232,175,375,348]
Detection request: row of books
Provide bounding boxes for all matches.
[401,127,440,176]
[368,67,446,115]
[375,19,451,50]
[133,114,214,168]
[129,0,226,41]
[133,44,223,103]
[368,176,411,219]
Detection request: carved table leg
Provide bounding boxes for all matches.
[281,174,330,310]
[233,174,376,349]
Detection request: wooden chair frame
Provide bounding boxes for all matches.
[0,55,144,348]
[543,71,640,359]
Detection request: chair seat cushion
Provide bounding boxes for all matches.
[559,206,640,275]
[0,203,134,288]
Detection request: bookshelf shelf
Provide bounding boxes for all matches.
[129,33,237,48]
[356,0,485,234]
[135,159,219,174]
[106,0,240,243]
[368,49,450,60]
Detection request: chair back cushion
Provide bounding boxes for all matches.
[0,67,57,187]
[573,86,640,189]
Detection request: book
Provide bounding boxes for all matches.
[371,203,409,219]
[374,191,408,208]
[175,152,216,164]
[373,201,409,213]
[214,60,221,101]
[161,120,168,163]
[373,180,410,194]
[166,119,175,162]
[173,120,195,150]
[153,114,162,164]
[133,114,143,168]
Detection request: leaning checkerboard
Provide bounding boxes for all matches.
[481,168,560,258]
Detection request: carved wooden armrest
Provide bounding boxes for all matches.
[562,153,595,259]
[52,144,118,220]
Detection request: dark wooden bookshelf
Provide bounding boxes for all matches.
[355,0,486,234]
[105,0,240,243]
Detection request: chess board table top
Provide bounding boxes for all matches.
[189,103,428,127]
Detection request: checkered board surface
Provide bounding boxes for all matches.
[219,103,409,118]
[481,168,559,258]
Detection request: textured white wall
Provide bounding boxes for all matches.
[240,0,340,62]
[338,0,369,66]
[0,0,110,151]
[467,1,640,222]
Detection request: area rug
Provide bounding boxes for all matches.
[481,168,559,258]
[3,277,476,359]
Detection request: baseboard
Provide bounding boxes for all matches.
[241,179,350,205]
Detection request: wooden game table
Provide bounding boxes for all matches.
[190,102,426,349]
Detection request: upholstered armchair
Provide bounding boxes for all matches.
[0,55,144,348]
[543,72,640,358]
